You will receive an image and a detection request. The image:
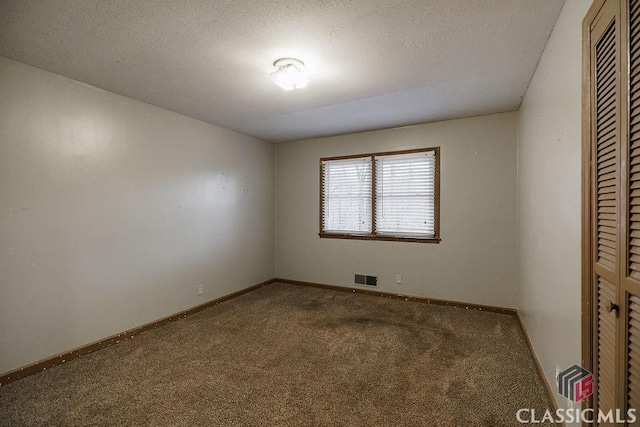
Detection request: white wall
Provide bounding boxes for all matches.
[0,56,275,374]
[276,113,518,308]
[517,0,590,414]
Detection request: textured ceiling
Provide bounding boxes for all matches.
[0,0,565,142]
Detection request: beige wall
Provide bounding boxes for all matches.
[0,2,590,396]
[0,56,275,374]
[517,0,590,416]
[276,113,518,308]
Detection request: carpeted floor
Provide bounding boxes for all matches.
[0,283,555,426]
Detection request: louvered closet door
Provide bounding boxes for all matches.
[589,0,621,422]
[624,0,640,420]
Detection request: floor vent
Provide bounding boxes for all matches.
[355,274,377,286]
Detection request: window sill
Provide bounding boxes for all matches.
[318,233,440,244]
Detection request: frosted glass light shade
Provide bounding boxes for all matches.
[270,58,308,91]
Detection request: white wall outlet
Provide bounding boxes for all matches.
[197,284,203,296]
[395,274,402,284]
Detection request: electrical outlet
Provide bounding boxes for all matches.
[197,284,203,296]
[395,274,402,284]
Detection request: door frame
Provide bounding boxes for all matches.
[581,0,608,415]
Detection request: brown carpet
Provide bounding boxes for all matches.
[0,283,555,426]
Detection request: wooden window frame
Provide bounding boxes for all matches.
[319,147,441,244]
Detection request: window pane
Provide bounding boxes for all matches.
[322,157,372,234]
[375,151,435,237]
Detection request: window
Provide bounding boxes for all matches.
[320,147,440,243]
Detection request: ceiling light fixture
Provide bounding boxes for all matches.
[270,58,309,91]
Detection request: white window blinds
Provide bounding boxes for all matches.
[320,148,439,241]
[375,151,436,237]
[321,157,372,234]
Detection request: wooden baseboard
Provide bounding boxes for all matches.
[1,273,557,420]
[274,277,517,315]
[0,278,277,386]
[515,312,564,426]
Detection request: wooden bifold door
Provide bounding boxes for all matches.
[584,0,640,424]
